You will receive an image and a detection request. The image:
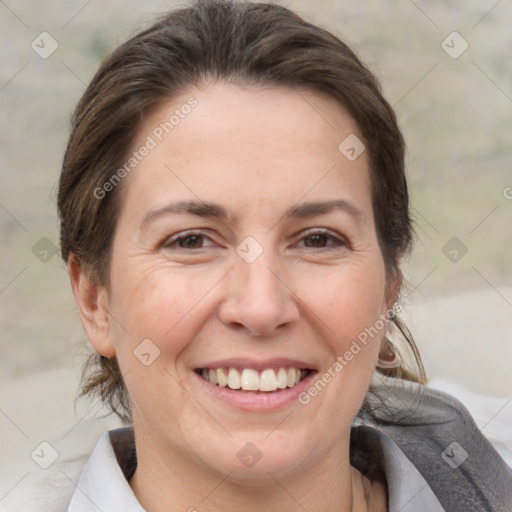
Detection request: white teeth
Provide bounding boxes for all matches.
[200,367,309,392]
[259,369,278,392]
[287,367,296,386]
[228,368,241,389]
[208,368,218,385]
[217,368,228,387]
[241,369,259,391]
[276,368,288,389]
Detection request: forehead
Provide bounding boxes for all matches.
[120,82,372,220]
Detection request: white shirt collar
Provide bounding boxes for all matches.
[68,428,144,512]
[67,426,444,512]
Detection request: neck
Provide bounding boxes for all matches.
[129,429,369,512]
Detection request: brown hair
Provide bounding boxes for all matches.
[58,0,425,422]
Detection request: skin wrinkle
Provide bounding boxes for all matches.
[140,198,367,232]
[71,83,394,511]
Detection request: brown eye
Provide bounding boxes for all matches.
[297,231,345,249]
[178,234,204,248]
[304,234,329,248]
[162,231,216,250]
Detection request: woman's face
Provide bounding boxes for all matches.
[89,83,396,481]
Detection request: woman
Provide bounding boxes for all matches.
[55,1,512,510]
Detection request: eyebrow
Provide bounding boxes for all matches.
[287,199,364,221]
[141,201,230,229]
[140,198,364,229]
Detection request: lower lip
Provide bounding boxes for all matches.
[192,370,318,412]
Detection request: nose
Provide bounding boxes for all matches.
[218,250,300,337]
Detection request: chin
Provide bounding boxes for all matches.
[198,431,317,483]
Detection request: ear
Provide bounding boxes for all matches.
[68,255,116,357]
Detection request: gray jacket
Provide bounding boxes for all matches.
[352,379,512,511]
[4,380,512,511]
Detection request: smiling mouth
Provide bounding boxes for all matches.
[195,367,313,392]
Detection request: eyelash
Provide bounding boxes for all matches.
[161,229,347,251]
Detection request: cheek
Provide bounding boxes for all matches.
[110,267,221,354]
[107,270,216,414]
[294,263,387,424]
[298,259,388,343]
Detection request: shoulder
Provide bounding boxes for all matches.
[1,456,87,512]
[67,427,143,511]
[354,378,512,512]
[4,427,137,512]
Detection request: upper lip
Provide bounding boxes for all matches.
[194,358,317,371]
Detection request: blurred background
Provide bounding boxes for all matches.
[0,0,511,505]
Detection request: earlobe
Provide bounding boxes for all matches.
[68,255,116,358]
